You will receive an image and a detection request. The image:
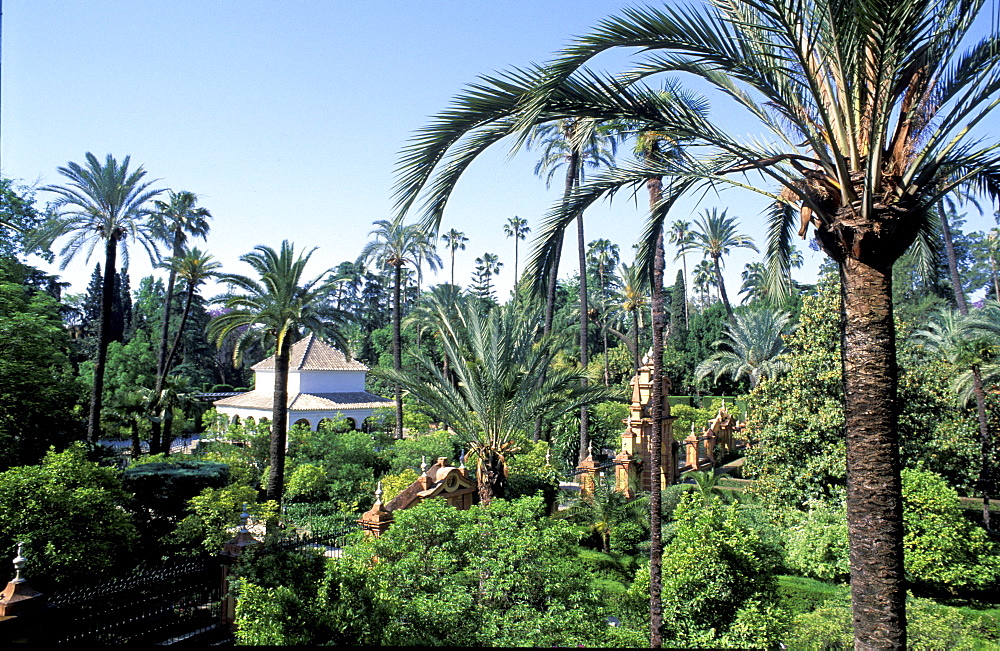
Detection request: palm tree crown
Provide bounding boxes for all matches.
[682,208,757,322]
[696,308,793,389]
[36,152,163,441]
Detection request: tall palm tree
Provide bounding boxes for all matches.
[440,228,468,287]
[503,216,531,286]
[391,2,1000,643]
[913,307,995,529]
[209,241,348,504]
[530,118,618,462]
[358,217,439,439]
[154,247,222,450]
[376,300,615,504]
[682,208,758,322]
[692,259,716,309]
[588,238,620,385]
[614,262,648,374]
[696,308,793,389]
[148,191,212,453]
[35,153,163,441]
[667,220,692,327]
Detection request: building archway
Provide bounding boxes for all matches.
[293,418,312,430]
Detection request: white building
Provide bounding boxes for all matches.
[213,334,393,430]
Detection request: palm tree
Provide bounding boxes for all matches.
[667,220,692,327]
[391,1,1000,643]
[209,241,349,504]
[696,308,793,389]
[588,238,620,385]
[738,262,767,305]
[376,300,615,504]
[530,118,619,463]
[682,209,757,322]
[440,228,468,287]
[614,262,648,374]
[154,247,222,450]
[692,260,716,309]
[986,229,1000,300]
[503,216,530,285]
[358,217,439,439]
[147,191,211,452]
[913,307,995,529]
[35,153,163,441]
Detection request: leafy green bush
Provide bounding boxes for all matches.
[294,497,615,647]
[505,440,560,511]
[0,444,138,590]
[170,484,278,553]
[784,500,850,582]
[785,593,991,650]
[383,429,458,474]
[658,492,788,646]
[901,469,1000,591]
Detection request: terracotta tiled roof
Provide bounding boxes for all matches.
[214,390,392,411]
[252,334,367,371]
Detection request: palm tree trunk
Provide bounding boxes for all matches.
[840,257,906,649]
[940,202,969,313]
[991,256,1000,300]
[393,263,404,439]
[632,310,640,374]
[647,165,667,648]
[714,256,735,322]
[266,335,292,506]
[151,233,183,454]
[87,240,118,442]
[970,365,992,529]
[681,253,689,329]
[577,210,590,463]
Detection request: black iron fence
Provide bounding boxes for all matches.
[47,555,223,646]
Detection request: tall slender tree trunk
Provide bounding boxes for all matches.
[647,171,668,648]
[840,257,906,649]
[681,252,689,329]
[577,210,590,462]
[88,239,119,442]
[393,263,404,439]
[151,233,183,454]
[941,202,991,527]
[266,336,292,506]
[632,310,641,375]
[714,256,735,322]
[940,203,969,313]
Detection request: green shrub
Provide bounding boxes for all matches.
[784,500,850,582]
[902,469,1000,591]
[505,441,560,511]
[0,444,138,590]
[170,484,278,553]
[659,492,787,645]
[383,430,458,474]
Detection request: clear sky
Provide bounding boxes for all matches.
[2,0,997,301]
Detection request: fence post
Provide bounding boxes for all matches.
[218,505,260,628]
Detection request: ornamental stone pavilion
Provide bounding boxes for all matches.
[213,334,392,431]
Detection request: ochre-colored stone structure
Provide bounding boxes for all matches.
[359,456,476,536]
[613,353,676,494]
[679,400,745,471]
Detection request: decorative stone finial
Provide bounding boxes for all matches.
[239,503,250,533]
[545,449,551,467]
[420,456,428,475]
[459,450,466,470]
[12,542,25,584]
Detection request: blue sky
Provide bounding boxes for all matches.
[2,0,997,301]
